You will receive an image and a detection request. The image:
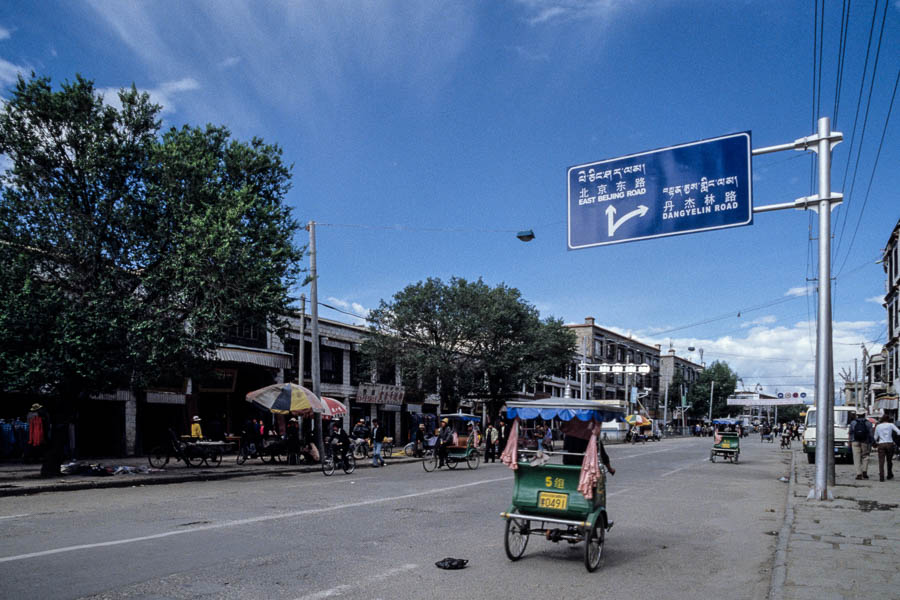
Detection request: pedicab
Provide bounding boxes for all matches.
[499,398,624,572]
[423,411,481,471]
[709,418,741,463]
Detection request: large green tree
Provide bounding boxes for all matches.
[685,360,740,420]
[0,74,303,403]
[363,277,575,414]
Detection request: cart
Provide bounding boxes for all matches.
[423,412,481,472]
[499,398,624,572]
[709,419,741,463]
[149,430,230,468]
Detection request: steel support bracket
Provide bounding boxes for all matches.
[793,192,843,213]
[792,131,843,153]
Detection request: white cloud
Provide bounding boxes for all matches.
[513,0,628,25]
[219,56,240,69]
[98,78,200,115]
[620,318,882,401]
[741,315,777,328]
[0,25,11,40]
[785,286,812,297]
[0,57,27,86]
[325,297,370,326]
[866,295,884,305]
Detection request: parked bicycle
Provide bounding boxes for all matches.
[351,437,371,459]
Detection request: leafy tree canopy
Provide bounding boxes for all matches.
[363,276,575,414]
[685,360,740,420]
[0,74,303,400]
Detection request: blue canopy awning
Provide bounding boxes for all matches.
[504,398,625,423]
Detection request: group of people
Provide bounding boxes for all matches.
[848,411,900,482]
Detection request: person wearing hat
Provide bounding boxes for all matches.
[437,418,453,468]
[191,416,203,439]
[286,417,301,464]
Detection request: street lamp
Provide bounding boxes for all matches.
[516,229,535,242]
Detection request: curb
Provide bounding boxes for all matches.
[0,456,422,497]
[768,449,796,600]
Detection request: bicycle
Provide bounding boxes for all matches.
[351,438,371,459]
[381,438,394,458]
[322,449,356,476]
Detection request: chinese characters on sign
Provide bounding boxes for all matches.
[567,132,753,249]
[356,383,406,405]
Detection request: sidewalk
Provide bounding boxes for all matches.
[770,449,900,599]
[0,452,420,497]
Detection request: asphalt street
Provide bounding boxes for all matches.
[0,436,792,600]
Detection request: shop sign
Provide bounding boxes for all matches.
[356,383,405,405]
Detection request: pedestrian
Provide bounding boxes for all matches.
[415,423,427,457]
[437,418,453,468]
[485,423,499,463]
[191,416,203,439]
[543,424,553,451]
[498,419,507,453]
[371,418,385,467]
[286,417,301,465]
[873,414,900,482]
[848,411,874,480]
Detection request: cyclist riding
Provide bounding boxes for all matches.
[330,422,352,466]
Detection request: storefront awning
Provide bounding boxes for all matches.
[215,344,293,369]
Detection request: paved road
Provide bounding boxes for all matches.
[0,436,792,600]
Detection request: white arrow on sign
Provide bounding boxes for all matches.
[605,204,649,237]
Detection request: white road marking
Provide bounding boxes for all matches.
[0,514,29,521]
[294,564,418,600]
[607,487,631,497]
[615,447,674,460]
[660,460,709,477]
[0,476,511,564]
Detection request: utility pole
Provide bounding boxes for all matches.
[708,380,715,422]
[298,294,305,386]
[308,221,323,459]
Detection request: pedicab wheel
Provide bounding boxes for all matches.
[148,447,168,469]
[403,442,416,457]
[260,452,277,464]
[207,451,222,467]
[422,453,437,472]
[353,445,366,460]
[584,519,605,572]
[342,454,356,474]
[504,518,529,561]
[186,452,204,467]
[322,456,336,476]
[236,451,247,465]
[466,452,480,470]
[446,456,459,470]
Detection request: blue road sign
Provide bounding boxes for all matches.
[567,132,753,249]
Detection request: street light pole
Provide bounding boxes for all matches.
[708,380,715,422]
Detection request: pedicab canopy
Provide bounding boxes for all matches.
[501,398,625,500]
[712,418,741,426]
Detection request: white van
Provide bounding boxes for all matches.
[801,406,855,464]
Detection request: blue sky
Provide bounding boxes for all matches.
[2,1,898,400]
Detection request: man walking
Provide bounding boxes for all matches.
[437,418,453,468]
[485,423,499,463]
[371,418,385,467]
[849,411,874,480]
[873,414,900,482]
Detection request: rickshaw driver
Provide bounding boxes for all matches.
[562,432,616,476]
[437,418,453,468]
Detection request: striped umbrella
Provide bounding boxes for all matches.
[624,414,651,427]
[245,383,326,416]
[321,396,348,419]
